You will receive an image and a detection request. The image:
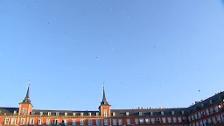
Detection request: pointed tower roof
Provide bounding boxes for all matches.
[101,86,110,105]
[21,85,31,104]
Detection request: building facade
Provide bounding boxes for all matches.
[0,86,224,126]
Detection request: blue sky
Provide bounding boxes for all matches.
[0,0,224,110]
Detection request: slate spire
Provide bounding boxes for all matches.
[22,85,31,103]
[101,86,109,105]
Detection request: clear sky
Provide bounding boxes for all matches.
[0,0,224,110]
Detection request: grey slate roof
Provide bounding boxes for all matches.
[111,108,188,117]
[0,107,18,114]
[187,91,224,113]
[0,91,223,117]
[32,109,99,116]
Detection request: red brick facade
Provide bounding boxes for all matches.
[0,86,224,126]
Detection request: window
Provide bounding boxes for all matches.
[80,119,84,126]
[162,117,166,123]
[104,111,108,117]
[96,119,100,126]
[173,117,177,123]
[4,118,10,125]
[135,118,139,124]
[139,112,143,116]
[201,103,204,107]
[198,112,201,118]
[96,112,99,116]
[29,118,34,125]
[208,118,211,123]
[171,111,175,115]
[113,119,117,125]
[56,112,60,116]
[212,116,217,124]
[104,119,108,125]
[64,119,67,126]
[161,111,164,115]
[53,119,58,125]
[88,119,92,126]
[80,112,84,116]
[194,113,198,119]
[167,117,172,123]
[11,118,16,125]
[126,112,129,116]
[178,117,182,123]
[46,118,51,125]
[215,106,219,112]
[21,108,27,115]
[181,110,185,115]
[73,112,76,116]
[127,119,131,125]
[20,118,26,125]
[209,100,213,104]
[118,119,122,125]
[38,118,42,125]
[65,112,68,116]
[13,110,17,115]
[112,112,116,116]
[188,116,191,122]
[150,112,153,116]
[48,112,51,116]
[40,112,43,116]
[72,119,76,126]
[210,107,214,114]
[145,118,149,124]
[206,109,210,115]
[151,118,155,124]
[89,112,92,116]
[139,118,144,124]
[217,115,221,122]
[156,118,161,123]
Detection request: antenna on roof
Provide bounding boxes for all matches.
[28,80,31,87]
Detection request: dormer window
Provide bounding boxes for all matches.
[139,112,143,116]
[201,103,204,107]
[126,112,129,116]
[88,112,91,116]
[181,110,185,115]
[209,100,213,104]
[171,111,175,115]
[65,112,67,116]
[40,112,43,116]
[56,112,59,116]
[96,112,99,116]
[80,112,84,116]
[73,112,76,116]
[112,112,116,116]
[13,110,17,115]
[48,112,51,116]
[150,112,153,116]
[161,111,164,115]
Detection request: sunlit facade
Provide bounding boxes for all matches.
[0,86,224,126]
